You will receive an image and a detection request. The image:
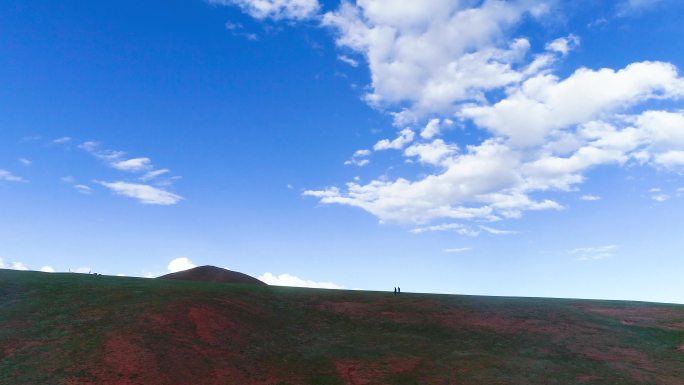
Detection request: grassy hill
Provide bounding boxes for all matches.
[0,269,682,385]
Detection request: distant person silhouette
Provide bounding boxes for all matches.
[398,287,401,294]
[393,287,397,295]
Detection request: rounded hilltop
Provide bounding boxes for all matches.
[157,265,266,285]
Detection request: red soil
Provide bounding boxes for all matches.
[54,298,302,385]
[582,306,684,330]
[2,340,42,358]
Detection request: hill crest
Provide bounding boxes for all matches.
[157,265,265,285]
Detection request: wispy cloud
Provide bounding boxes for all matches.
[570,245,618,261]
[97,181,183,205]
[410,223,480,237]
[52,137,71,144]
[337,54,359,67]
[111,157,152,172]
[74,184,93,195]
[443,247,472,253]
[225,21,258,41]
[0,169,26,183]
[18,158,31,166]
[580,195,601,201]
[478,225,518,235]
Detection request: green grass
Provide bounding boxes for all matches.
[1,269,683,385]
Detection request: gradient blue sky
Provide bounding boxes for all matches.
[1,0,683,303]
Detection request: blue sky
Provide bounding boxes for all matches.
[1,0,684,303]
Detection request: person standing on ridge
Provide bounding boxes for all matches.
[398,287,401,294]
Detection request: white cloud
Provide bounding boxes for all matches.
[98,181,183,205]
[571,245,617,261]
[618,0,668,15]
[443,247,471,253]
[344,149,371,166]
[420,118,453,140]
[71,267,92,274]
[651,193,670,202]
[460,61,684,146]
[299,2,684,227]
[0,258,29,271]
[0,169,26,183]
[545,34,580,56]
[40,266,55,273]
[479,225,518,235]
[225,21,259,40]
[209,0,320,20]
[18,158,31,166]
[74,184,93,195]
[258,272,343,289]
[167,257,196,273]
[404,139,458,166]
[322,0,555,116]
[580,194,601,201]
[52,137,71,144]
[373,129,415,151]
[338,55,359,67]
[140,169,170,182]
[410,223,480,237]
[111,157,152,172]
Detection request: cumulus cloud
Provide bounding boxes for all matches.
[570,245,617,261]
[209,0,320,20]
[40,266,55,273]
[344,149,371,166]
[98,181,183,205]
[0,169,26,183]
[420,118,453,140]
[223,0,683,227]
[373,129,415,151]
[0,258,29,271]
[322,0,552,115]
[306,2,684,226]
[545,34,580,56]
[258,272,343,289]
[460,61,683,146]
[167,257,196,273]
[404,139,458,166]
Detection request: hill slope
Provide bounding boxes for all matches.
[157,265,265,285]
[0,269,683,385]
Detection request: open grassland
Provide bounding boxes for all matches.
[1,269,683,385]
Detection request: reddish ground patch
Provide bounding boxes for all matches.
[582,306,684,330]
[2,340,42,358]
[677,344,684,352]
[335,358,421,385]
